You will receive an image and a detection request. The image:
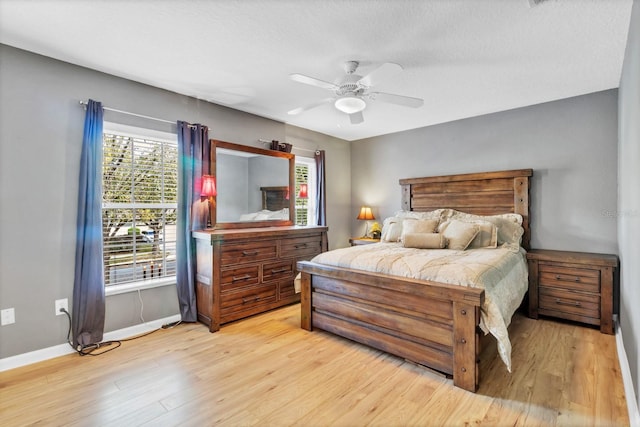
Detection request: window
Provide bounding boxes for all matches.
[102,124,178,289]
[295,157,316,226]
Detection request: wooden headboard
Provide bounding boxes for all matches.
[260,186,289,211]
[399,169,533,250]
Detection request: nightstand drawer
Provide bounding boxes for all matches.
[539,263,600,293]
[539,286,600,319]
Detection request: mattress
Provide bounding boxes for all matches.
[310,242,529,371]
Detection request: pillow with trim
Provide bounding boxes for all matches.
[440,219,480,250]
[449,210,524,246]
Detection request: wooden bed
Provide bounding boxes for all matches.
[297,169,532,392]
[260,186,289,211]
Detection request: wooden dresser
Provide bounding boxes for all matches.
[527,249,618,334]
[193,226,328,332]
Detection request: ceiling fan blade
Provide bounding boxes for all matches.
[289,73,338,91]
[369,92,424,108]
[349,111,364,125]
[357,62,403,87]
[287,97,334,115]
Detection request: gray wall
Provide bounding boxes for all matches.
[0,45,351,358]
[351,90,619,255]
[216,152,249,222]
[619,0,640,412]
[247,155,289,213]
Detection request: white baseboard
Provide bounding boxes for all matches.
[0,314,181,372]
[616,322,640,427]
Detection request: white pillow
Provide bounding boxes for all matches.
[381,217,404,242]
[267,208,289,219]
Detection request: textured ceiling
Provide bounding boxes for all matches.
[0,0,633,141]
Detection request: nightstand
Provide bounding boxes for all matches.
[349,237,381,246]
[527,249,618,334]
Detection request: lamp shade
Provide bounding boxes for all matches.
[298,183,308,198]
[356,206,375,221]
[201,175,217,197]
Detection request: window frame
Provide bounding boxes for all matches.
[102,122,178,296]
[295,156,317,226]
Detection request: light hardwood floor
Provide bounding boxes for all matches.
[0,304,629,426]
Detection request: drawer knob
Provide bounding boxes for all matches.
[232,274,252,282]
[242,296,260,304]
[574,277,581,282]
[555,298,581,307]
[294,243,308,249]
[242,250,259,256]
[271,267,290,274]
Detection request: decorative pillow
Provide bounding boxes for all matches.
[402,233,447,249]
[440,219,480,250]
[401,218,439,235]
[467,220,498,249]
[381,217,404,242]
[393,209,448,221]
[449,210,524,246]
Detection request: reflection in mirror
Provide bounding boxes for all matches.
[212,140,295,229]
[216,149,289,222]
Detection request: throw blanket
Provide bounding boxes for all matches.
[311,242,528,371]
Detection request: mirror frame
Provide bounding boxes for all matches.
[210,139,295,229]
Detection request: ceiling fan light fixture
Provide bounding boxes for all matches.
[334,96,366,114]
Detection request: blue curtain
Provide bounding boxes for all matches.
[315,150,327,226]
[72,99,106,349]
[176,122,209,322]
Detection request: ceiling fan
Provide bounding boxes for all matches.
[288,61,424,125]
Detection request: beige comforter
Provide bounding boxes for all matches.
[310,242,528,371]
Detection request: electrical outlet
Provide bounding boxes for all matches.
[55,299,68,316]
[1,308,15,325]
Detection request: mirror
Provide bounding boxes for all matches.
[211,140,295,229]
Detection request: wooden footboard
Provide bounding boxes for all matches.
[298,261,484,392]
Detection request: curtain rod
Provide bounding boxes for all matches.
[258,139,320,155]
[79,100,176,125]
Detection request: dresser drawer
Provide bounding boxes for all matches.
[539,286,600,319]
[281,235,323,258]
[263,259,294,283]
[220,283,277,314]
[221,265,259,291]
[279,279,297,299]
[221,240,278,265]
[539,263,600,293]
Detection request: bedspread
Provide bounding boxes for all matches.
[310,243,528,371]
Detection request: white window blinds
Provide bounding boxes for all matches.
[102,132,178,286]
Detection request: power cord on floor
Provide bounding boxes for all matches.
[60,307,182,357]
